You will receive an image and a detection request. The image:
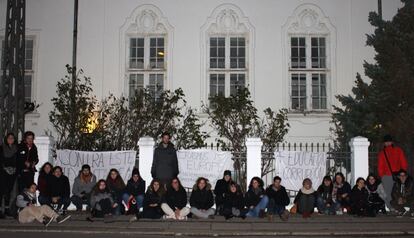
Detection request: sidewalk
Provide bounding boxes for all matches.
[1,213,414,237]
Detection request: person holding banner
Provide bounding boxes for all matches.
[245,177,268,218]
[190,177,215,219]
[71,164,97,212]
[265,176,290,221]
[377,135,408,211]
[151,132,179,186]
[16,131,39,192]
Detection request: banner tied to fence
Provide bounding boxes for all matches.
[56,150,137,193]
[273,150,327,191]
[177,149,233,188]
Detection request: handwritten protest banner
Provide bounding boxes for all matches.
[56,150,137,193]
[274,150,327,191]
[177,149,233,188]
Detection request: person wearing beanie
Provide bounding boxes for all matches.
[71,164,97,211]
[377,134,408,211]
[214,170,232,215]
[123,168,146,216]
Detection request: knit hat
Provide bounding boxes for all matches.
[223,170,231,177]
[383,134,393,142]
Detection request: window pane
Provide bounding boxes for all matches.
[230,37,246,69]
[129,74,144,100]
[129,38,144,69]
[209,74,225,98]
[210,37,225,69]
[150,37,165,69]
[25,39,34,70]
[291,37,306,68]
[291,73,306,110]
[311,73,327,110]
[311,37,326,68]
[24,74,32,102]
[149,74,164,100]
[230,73,246,96]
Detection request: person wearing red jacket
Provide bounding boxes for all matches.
[377,135,408,211]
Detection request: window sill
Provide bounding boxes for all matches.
[287,111,331,118]
[25,112,41,118]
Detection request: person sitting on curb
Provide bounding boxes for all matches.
[245,177,268,218]
[16,183,71,227]
[190,177,215,219]
[222,181,246,220]
[71,164,97,212]
[316,176,335,215]
[293,178,317,218]
[265,176,290,221]
[391,169,414,217]
[161,177,189,220]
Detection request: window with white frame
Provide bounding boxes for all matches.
[1,37,35,103]
[208,36,247,104]
[289,36,327,111]
[127,36,165,101]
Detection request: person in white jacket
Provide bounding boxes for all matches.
[16,183,71,226]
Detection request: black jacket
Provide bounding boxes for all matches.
[317,184,333,205]
[151,142,179,181]
[143,189,164,207]
[190,186,214,210]
[223,191,245,210]
[244,187,265,207]
[0,145,17,169]
[214,178,230,205]
[335,182,352,199]
[294,189,318,204]
[16,143,38,175]
[350,186,369,212]
[266,185,290,206]
[391,177,414,201]
[49,175,70,198]
[126,178,145,197]
[165,186,187,210]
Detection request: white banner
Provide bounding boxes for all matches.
[274,150,327,191]
[55,150,137,191]
[177,149,233,188]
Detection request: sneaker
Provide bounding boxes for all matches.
[56,214,71,224]
[43,216,55,227]
[129,216,137,222]
[280,210,289,221]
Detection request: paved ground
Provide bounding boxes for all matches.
[1,213,414,237]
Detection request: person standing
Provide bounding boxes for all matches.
[377,135,408,211]
[151,132,179,186]
[17,131,39,192]
[0,133,18,218]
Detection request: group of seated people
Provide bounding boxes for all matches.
[15,162,414,225]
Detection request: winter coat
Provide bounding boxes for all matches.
[106,178,126,200]
[333,182,352,202]
[125,178,146,197]
[350,186,369,214]
[214,178,231,206]
[48,175,70,198]
[16,189,37,208]
[72,173,97,197]
[391,177,414,202]
[151,142,179,182]
[90,191,114,211]
[294,188,318,205]
[223,191,245,210]
[190,183,214,210]
[367,182,387,202]
[37,173,53,197]
[244,187,265,208]
[317,184,333,205]
[377,145,408,177]
[266,185,290,207]
[165,186,187,210]
[0,144,17,172]
[143,189,164,219]
[16,143,38,175]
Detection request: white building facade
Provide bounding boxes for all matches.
[0,0,402,143]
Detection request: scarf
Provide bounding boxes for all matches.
[367,181,379,193]
[80,173,93,184]
[332,182,343,202]
[300,187,315,195]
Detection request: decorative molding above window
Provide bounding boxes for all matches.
[281,4,336,115]
[200,4,255,106]
[119,4,174,96]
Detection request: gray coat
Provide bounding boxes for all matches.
[72,173,97,196]
[90,191,114,211]
[151,142,179,182]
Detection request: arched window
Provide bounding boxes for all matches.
[120,4,173,101]
[282,4,336,112]
[201,4,255,106]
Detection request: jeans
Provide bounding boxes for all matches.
[122,193,144,212]
[246,195,269,217]
[316,197,335,215]
[267,197,286,216]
